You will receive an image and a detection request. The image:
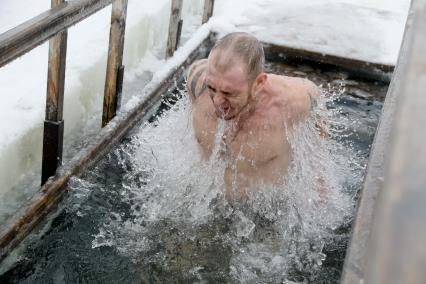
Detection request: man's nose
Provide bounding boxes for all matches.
[210,93,226,106]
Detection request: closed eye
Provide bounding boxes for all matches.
[207,85,216,92]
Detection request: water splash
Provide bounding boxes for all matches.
[90,86,363,282]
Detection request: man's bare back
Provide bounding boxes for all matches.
[187,33,320,198]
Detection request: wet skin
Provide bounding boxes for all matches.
[188,53,320,198]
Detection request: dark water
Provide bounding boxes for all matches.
[0,61,388,284]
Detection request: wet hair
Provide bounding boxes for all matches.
[210,32,265,82]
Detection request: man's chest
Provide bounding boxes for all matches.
[193,100,290,165]
[225,122,288,167]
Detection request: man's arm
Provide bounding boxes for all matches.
[305,80,328,139]
[304,79,329,205]
[187,59,216,159]
[186,59,208,102]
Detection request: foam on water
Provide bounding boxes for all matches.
[89,85,360,283]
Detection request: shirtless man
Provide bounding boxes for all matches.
[187,32,322,199]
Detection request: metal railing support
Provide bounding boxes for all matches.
[166,0,183,58]
[202,0,215,24]
[102,0,128,127]
[41,0,68,185]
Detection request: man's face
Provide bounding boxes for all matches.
[205,51,252,120]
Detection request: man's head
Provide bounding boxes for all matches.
[205,32,266,120]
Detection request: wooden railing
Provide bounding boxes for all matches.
[0,0,214,262]
[0,0,215,186]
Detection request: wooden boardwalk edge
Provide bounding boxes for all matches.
[263,42,394,83]
[341,0,426,283]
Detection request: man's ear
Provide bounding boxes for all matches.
[252,72,267,93]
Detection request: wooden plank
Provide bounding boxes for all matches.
[202,0,215,24]
[102,0,128,127]
[0,33,214,263]
[340,23,408,284]
[41,0,68,185]
[263,42,394,83]
[0,0,113,68]
[341,1,425,283]
[166,0,183,58]
[45,19,67,122]
[363,0,426,282]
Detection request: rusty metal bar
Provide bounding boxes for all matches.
[102,0,128,127]
[0,0,113,68]
[176,19,183,49]
[202,0,215,24]
[115,65,125,111]
[41,0,68,185]
[166,0,183,58]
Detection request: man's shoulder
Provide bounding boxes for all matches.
[266,74,319,122]
[269,73,318,93]
[187,59,208,101]
[267,74,313,101]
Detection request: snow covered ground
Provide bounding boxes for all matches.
[212,0,410,65]
[0,0,410,220]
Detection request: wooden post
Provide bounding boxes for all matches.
[102,0,128,127]
[202,0,215,24]
[41,0,67,185]
[166,0,183,58]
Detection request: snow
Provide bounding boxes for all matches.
[123,24,211,113]
[0,0,410,216]
[209,0,410,65]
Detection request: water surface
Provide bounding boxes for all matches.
[0,60,388,284]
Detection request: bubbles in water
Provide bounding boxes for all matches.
[89,85,362,283]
